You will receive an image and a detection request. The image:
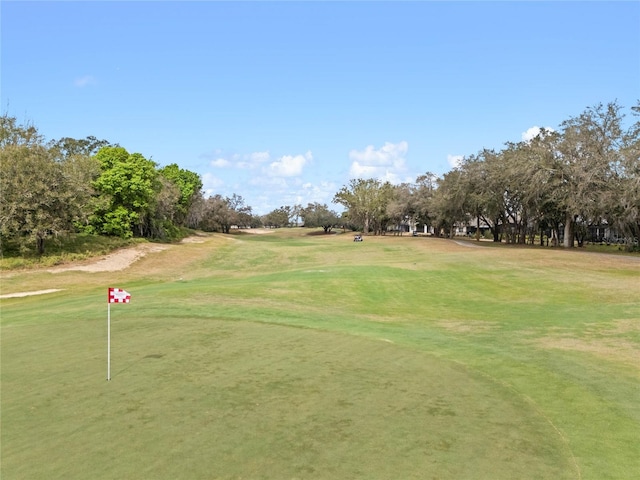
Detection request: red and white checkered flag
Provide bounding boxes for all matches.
[108,287,131,304]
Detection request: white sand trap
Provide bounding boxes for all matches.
[0,289,63,299]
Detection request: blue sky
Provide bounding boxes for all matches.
[2,1,639,214]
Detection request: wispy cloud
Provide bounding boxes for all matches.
[208,150,271,170]
[74,75,97,87]
[348,141,408,183]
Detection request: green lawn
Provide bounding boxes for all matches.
[2,230,639,479]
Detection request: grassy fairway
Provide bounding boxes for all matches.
[2,230,639,479]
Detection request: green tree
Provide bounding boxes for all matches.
[91,147,159,238]
[159,163,203,226]
[0,116,85,254]
[145,176,182,240]
[333,178,393,235]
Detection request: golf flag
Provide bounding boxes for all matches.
[108,287,131,303]
[107,287,131,381]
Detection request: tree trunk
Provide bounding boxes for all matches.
[36,234,45,255]
[493,222,500,242]
[563,212,574,248]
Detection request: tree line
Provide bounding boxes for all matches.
[334,101,639,250]
[1,100,638,254]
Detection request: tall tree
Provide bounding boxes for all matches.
[413,172,438,232]
[91,147,159,238]
[333,178,393,235]
[386,183,415,235]
[460,150,506,242]
[556,102,625,247]
[608,101,640,248]
[0,116,85,254]
[430,169,469,238]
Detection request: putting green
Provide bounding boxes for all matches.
[2,315,575,479]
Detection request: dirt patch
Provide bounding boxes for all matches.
[237,228,275,235]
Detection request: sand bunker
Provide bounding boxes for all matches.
[0,289,63,299]
[46,243,169,273]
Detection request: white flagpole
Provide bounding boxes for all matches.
[107,302,111,381]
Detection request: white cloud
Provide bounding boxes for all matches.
[74,75,96,87]
[266,151,312,177]
[522,126,555,142]
[348,141,408,182]
[447,154,464,169]
[210,158,230,168]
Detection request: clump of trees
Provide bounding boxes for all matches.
[191,193,260,233]
[299,202,341,233]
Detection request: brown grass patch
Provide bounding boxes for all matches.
[537,336,639,370]
[437,320,498,334]
[536,319,640,370]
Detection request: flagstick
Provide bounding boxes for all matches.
[107,302,111,381]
